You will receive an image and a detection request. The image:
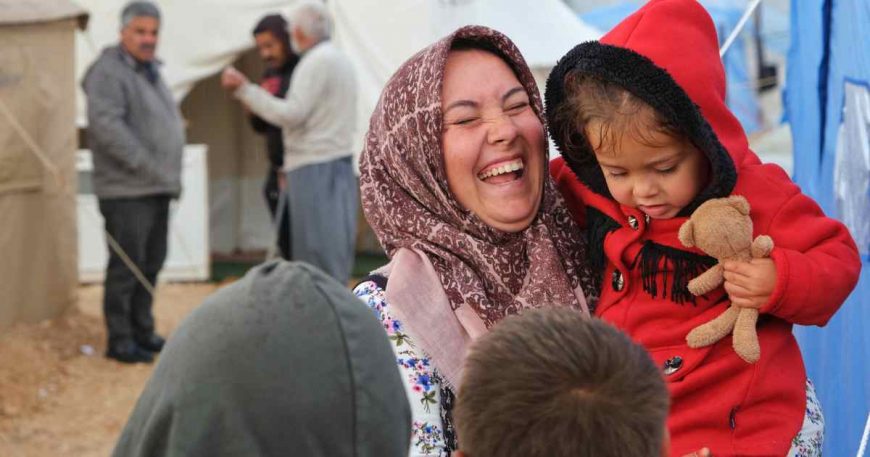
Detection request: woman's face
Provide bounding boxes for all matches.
[441,49,545,233]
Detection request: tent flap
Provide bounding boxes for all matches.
[0,0,89,30]
[787,1,870,455]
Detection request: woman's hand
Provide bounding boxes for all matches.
[681,447,712,457]
[722,258,777,310]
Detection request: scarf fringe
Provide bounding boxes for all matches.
[633,241,717,305]
[586,208,716,305]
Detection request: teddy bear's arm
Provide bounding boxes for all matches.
[750,235,774,258]
[687,263,725,296]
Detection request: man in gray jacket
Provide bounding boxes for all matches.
[82,1,184,364]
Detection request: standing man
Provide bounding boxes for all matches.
[222,2,359,284]
[83,1,184,363]
[249,14,299,260]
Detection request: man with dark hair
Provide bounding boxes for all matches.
[222,2,359,285]
[454,308,672,457]
[250,14,298,260]
[82,0,184,363]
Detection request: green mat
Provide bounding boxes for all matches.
[211,253,388,284]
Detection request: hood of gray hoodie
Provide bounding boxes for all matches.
[112,261,411,457]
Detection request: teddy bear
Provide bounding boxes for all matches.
[677,195,773,364]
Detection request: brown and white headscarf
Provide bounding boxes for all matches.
[359,26,598,387]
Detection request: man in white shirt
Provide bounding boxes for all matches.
[222,2,358,284]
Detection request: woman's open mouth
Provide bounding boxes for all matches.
[477,158,525,184]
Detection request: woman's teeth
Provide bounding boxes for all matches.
[478,159,524,180]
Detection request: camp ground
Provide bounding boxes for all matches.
[0,0,866,455]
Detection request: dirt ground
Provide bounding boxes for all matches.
[0,282,220,457]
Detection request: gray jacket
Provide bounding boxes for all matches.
[83,46,184,199]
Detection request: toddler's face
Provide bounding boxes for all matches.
[587,122,709,219]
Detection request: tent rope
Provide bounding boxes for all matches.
[0,94,156,297]
[0,97,65,189]
[89,208,157,297]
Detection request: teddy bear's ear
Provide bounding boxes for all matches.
[678,220,695,247]
[728,195,751,215]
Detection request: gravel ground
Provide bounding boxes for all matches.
[0,282,219,457]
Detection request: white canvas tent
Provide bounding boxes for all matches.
[332,0,601,143]
[0,0,88,329]
[72,0,600,255]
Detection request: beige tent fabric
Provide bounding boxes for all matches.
[179,50,381,255]
[181,50,274,253]
[0,0,88,29]
[0,17,79,329]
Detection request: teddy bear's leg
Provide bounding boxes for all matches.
[686,305,740,348]
[733,308,761,363]
[687,264,725,296]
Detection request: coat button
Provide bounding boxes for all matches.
[644,214,651,224]
[663,356,683,375]
[611,269,624,291]
[628,215,639,230]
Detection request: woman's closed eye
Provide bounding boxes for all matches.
[506,101,529,113]
[445,114,480,126]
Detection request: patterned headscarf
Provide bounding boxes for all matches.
[359,26,597,385]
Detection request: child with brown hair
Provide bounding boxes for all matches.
[454,308,672,457]
[544,0,861,455]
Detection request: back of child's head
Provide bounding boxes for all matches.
[554,72,686,159]
[454,308,669,457]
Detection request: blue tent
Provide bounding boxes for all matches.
[785,1,870,455]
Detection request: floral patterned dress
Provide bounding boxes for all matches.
[354,279,454,456]
[787,380,825,457]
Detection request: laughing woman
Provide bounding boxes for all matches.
[355,26,598,456]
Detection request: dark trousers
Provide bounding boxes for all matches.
[264,167,291,260]
[98,195,170,345]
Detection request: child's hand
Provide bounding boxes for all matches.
[722,259,777,310]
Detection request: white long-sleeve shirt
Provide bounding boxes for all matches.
[236,40,357,171]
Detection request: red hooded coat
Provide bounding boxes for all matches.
[545,1,861,455]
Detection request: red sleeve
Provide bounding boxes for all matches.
[550,157,587,228]
[759,190,861,326]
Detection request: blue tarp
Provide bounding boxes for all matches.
[579,0,770,134]
[785,0,870,455]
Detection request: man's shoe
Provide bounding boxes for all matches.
[106,340,154,364]
[135,333,166,353]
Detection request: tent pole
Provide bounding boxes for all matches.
[858,411,870,457]
[719,0,762,58]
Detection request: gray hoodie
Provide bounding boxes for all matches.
[112,261,412,457]
[82,46,184,199]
